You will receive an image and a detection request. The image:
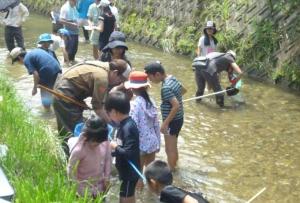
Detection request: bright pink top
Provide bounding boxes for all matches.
[67,138,111,196]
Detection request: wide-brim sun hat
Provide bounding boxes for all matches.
[203,20,217,34]
[102,31,128,52]
[103,40,128,52]
[124,71,151,89]
[37,33,53,44]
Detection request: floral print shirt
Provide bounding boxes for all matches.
[130,96,161,154]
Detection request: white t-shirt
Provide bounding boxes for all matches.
[197,36,217,56]
[50,34,65,51]
[1,3,29,27]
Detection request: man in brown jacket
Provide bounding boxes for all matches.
[53,59,130,154]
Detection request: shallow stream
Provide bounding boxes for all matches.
[1,13,300,203]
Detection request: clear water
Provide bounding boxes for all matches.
[0,13,300,203]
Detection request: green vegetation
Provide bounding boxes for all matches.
[0,76,104,202]
[22,0,299,88]
[117,0,299,88]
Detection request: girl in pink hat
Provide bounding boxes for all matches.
[125,71,161,189]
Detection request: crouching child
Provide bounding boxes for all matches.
[145,160,209,203]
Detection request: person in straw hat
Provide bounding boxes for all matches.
[125,71,160,189]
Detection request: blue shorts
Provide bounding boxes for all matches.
[168,118,184,137]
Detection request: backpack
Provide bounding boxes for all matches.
[192,56,208,71]
[0,0,20,18]
[192,52,226,71]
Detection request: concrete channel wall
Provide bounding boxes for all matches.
[117,0,300,89]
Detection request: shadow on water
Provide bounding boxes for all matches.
[1,13,300,203]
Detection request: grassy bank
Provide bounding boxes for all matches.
[0,76,103,202]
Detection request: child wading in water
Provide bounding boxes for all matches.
[144,61,186,171]
[105,91,140,203]
[125,71,160,189]
[67,115,111,199]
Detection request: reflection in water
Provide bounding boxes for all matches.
[1,13,300,203]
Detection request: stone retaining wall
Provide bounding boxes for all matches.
[22,0,300,90]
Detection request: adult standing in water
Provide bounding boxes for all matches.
[1,1,29,52]
[52,59,130,155]
[37,33,59,63]
[59,0,79,65]
[97,0,116,58]
[101,31,133,99]
[195,21,218,101]
[196,51,243,107]
[108,0,120,30]
[87,0,102,59]
[76,0,94,43]
[101,31,131,68]
[9,47,61,110]
[196,21,218,57]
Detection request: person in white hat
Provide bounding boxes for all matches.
[196,20,218,57]
[195,51,243,107]
[125,71,160,189]
[9,47,62,110]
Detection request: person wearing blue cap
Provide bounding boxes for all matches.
[37,33,59,63]
[9,47,62,110]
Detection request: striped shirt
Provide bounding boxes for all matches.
[161,75,184,121]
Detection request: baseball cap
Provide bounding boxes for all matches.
[37,33,53,44]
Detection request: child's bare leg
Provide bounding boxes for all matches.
[120,196,135,203]
[164,134,178,171]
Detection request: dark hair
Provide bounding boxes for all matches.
[19,52,26,58]
[101,51,132,67]
[204,34,218,46]
[13,51,26,63]
[145,160,173,186]
[103,5,112,16]
[82,115,108,143]
[135,88,153,108]
[105,91,130,114]
[144,61,165,75]
[109,59,127,76]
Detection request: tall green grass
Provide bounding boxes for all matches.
[0,76,104,202]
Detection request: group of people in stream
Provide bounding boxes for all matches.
[2,0,244,203]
